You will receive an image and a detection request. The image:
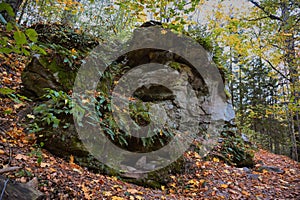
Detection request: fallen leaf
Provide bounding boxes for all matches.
[135,196,143,200]
[40,162,50,168]
[26,114,35,119]
[14,103,25,109]
[103,191,112,196]
[69,155,74,164]
[127,188,139,194]
[242,190,250,196]
[73,168,82,174]
[20,177,27,183]
[81,183,91,200]
[15,154,29,160]
[111,196,124,200]
[161,30,168,34]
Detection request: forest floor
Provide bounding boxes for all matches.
[0,53,300,200]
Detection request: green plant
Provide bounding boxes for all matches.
[0,87,32,103]
[15,169,33,177]
[29,142,44,165]
[29,87,175,151]
[129,100,151,126]
[216,129,255,167]
[0,3,46,56]
[29,89,73,133]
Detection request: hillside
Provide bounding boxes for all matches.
[0,51,299,200]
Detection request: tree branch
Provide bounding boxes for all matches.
[0,166,22,174]
[244,16,269,21]
[248,0,282,21]
[263,58,291,81]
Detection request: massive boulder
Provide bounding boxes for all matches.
[21,23,242,187]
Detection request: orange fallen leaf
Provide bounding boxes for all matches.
[69,155,74,164]
[111,196,124,200]
[81,183,91,200]
[169,189,175,193]
[242,190,250,196]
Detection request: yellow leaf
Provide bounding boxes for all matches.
[194,152,201,159]
[135,196,143,200]
[160,130,163,136]
[0,149,5,155]
[161,185,165,191]
[220,184,228,188]
[71,48,77,54]
[161,30,167,35]
[81,183,91,200]
[170,183,176,187]
[112,197,124,200]
[49,167,56,172]
[188,179,199,186]
[196,161,202,167]
[26,114,35,119]
[103,191,112,196]
[213,157,219,162]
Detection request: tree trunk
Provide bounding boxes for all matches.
[281,2,299,161]
[0,175,44,200]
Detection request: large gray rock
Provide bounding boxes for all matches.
[24,23,237,187]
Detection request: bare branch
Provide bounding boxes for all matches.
[263,58,291,81]
[244,16,270,21]
[248,0,282,21]
[0,166,22,174]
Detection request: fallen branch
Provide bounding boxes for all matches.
[0,166,22,174]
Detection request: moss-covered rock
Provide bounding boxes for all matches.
[21,23,99,98]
